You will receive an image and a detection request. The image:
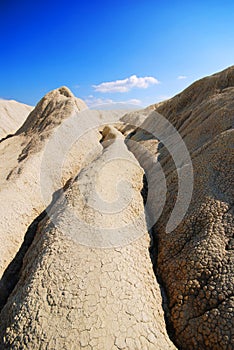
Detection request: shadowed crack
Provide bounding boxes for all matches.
[0,180,72,313]
[0,133,14,144]
[0,210,47,312]
[148,225,181,349]
[123,135,180,349]
[139,171,180,349]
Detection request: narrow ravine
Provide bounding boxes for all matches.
[124,130,180,348]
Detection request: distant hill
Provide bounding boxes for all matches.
[0,99,33,140]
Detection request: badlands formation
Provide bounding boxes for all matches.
[0,67,233,349]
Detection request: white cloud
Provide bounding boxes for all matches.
[93,75,159,93]
[177,75,187,80]
[84,96,142,109]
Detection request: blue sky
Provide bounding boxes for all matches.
[0,0,234,107]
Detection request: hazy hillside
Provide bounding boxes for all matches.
[0,100,33,140]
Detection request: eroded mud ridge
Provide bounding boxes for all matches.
[0,67,233,349]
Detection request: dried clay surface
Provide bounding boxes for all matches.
[0,67,233,350]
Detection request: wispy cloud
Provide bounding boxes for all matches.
[177,75,187,80]
[93,75,159,93]
[84,95,142,108]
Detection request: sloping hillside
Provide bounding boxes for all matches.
[0,68,233,349]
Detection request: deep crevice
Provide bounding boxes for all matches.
[0,179,72,313]
[140,173,180,349]
[0,210,46,312]
[123,133,180,349]
[0,133,14,144]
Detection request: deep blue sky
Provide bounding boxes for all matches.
[0,0,234,107]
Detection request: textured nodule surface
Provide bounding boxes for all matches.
[128,66,234,349]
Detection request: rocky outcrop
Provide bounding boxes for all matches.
[127,66,234,349]
[0,99,33,140]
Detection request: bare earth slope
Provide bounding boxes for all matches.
[0,87,93,278]
[0,99,33,140]
[127,66,234,349]
[0,88,174,349]
[0,127,175,349]
[0,67,233,349]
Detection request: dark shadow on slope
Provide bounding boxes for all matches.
[140,173,180,349]
[0,210,47,312]
[0,133,14,144]
[0,179,72,313]
[124,132,180,349]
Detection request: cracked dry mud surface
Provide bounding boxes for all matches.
[128,66,234,349]
[0,67,233,349]
[0,87,90,279]
[0,87,125,280]
[0,126,175,349]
